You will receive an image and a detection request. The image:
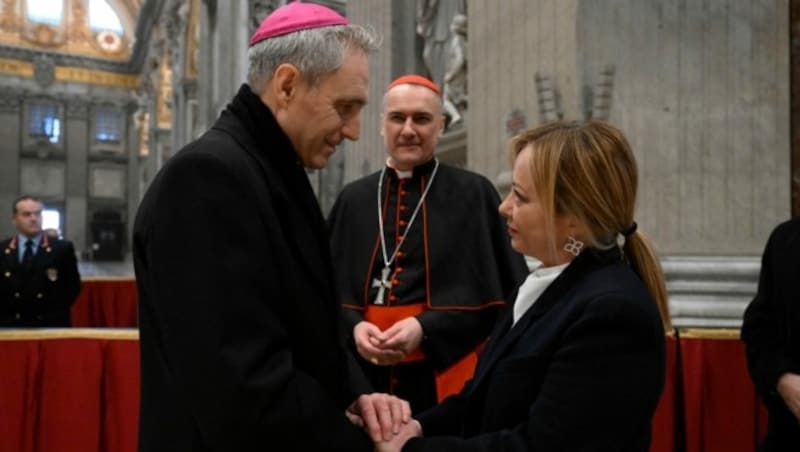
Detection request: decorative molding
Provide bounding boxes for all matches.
[664,256,759,328]
[0,0,165,74]
[54,65,139,88]
[0,56,139,89]
[0,56,33,77]
[32,55,55,88]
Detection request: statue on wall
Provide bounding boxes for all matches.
[416,0,466,90]
[442,13,467,128]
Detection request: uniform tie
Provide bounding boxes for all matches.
[22,239,34,270]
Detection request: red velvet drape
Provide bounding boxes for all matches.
[679,330,766,452]
[71,279,138,328]
[0,330,139,452]
[0,325,772,452]
[650,332,678,452]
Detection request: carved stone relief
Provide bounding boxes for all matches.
[32,55,55,89]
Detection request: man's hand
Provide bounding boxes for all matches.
[381,317,424,356]
[777,372,800,423]
[353,321,404,366]
[345,393,411,442]
[375,419,422,452]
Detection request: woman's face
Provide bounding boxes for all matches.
[499,146,576,267]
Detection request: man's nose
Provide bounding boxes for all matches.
[400,117,416,136]
[341,115,361,141]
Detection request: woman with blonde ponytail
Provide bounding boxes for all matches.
[378,121,668,452]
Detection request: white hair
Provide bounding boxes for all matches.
[247,24,379,92]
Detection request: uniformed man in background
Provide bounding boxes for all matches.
[0,195,81,327]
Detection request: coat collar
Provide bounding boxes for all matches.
[213,84,334,297]
[6,234,50,252]
[470,246,625,388]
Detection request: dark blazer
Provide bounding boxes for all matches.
[133,85,371,452]
[742,217,800,450]
[404,248,666,452]
[0,235,81,327]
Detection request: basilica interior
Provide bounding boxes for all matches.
[0,1,797,450]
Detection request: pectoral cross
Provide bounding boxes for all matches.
[371,267,392,305]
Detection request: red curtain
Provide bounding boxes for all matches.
[680,331,763,452]
[650,333,678,452]
[0,332,139,452]
[71,279,138,328]
[0,328,773,452]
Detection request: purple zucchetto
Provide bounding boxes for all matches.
[249,2,350,46]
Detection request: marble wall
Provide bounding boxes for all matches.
[344,0,791,257]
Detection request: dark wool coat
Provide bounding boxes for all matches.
[742,217,800,451]
[133,84,372,452]
[404,248,666,452]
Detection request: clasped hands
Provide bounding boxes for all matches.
[345,393,422,452]
[348,318,425,450]
[353,318,424,366]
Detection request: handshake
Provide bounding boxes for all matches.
[346,393,422,452]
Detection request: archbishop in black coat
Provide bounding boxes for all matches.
[400,248,665,451]
[133,84,374,452]
[742,217,800,451]
[1,234,81,327]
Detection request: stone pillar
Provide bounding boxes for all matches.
[64,98,89,254]
[0,89,21,239]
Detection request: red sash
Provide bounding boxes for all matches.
[364,302,481,402]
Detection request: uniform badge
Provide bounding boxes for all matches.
[46,268,58,281]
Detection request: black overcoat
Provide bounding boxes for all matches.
[133,85,371,452]
[742,217,800,450]
[404,248,666,451]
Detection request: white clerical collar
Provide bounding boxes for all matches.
[385,158,414,179]
[511,262,570,326]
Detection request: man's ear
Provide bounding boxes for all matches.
[270,63,301,108]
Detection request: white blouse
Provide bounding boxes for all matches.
[512,262,570,326]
